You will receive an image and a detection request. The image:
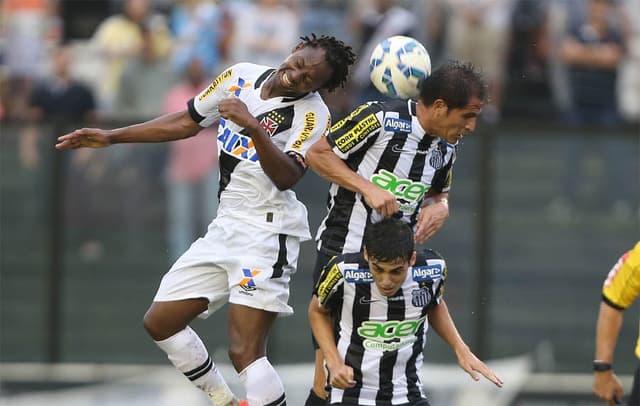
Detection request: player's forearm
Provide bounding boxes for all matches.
[595,301,623,363]
[428,301,468,353]
[309,300,343,368]
[245,121,304,190]
[107,111,200,144]
[308,148,372,195]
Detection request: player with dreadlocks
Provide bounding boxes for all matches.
[56,34,356,406]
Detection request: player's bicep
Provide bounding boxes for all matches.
[190,67,236,127]
[314,259,344,308]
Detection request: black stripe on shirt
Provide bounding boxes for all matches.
[376,290,406,403]
[187,98,205,123]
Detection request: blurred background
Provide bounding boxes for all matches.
[0,0,638,405]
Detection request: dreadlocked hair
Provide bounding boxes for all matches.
[299,33,356,92]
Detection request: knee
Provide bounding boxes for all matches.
[228,339,264,371]
[143,308,167,341]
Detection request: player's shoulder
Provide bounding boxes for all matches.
[331,252,367,269]
[224,62,272,80]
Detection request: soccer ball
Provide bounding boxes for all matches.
[368,36,431,100]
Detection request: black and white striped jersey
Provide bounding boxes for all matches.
[315,99,457,255]
[188,62,331,239]
[314,250,447,405]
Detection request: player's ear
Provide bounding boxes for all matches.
[363,248,369,262]
[433,99,448,116]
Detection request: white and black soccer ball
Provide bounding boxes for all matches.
[368,36,431,100]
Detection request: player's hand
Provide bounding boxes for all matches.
[456,347,503,388]
[593,371,624,405]
[327,361,355,390]
[362,184,398,218]
[56,128,111,150]
[217,97,260,133]
[415,200,449,244]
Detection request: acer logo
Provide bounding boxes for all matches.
[370,169,428,202]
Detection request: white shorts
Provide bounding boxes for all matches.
[153,215,301,317]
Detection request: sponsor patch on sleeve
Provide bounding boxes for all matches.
[316,264,343,305]
[198,69,233,101]
[333,113,381,153]
[291,111,317,151]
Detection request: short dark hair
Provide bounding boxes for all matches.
[363,218,414,263]
[298,33,356,92]
[419,61,486,110]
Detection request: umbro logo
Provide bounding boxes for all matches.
[358,297,379,305]
[391,144,428,155]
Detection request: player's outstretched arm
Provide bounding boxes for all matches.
[307,136,399,217]
[55,111,201,150]
[592,302,624,404]
[427,300,503,387]
[415,191,449,243]
[308,296,355,390]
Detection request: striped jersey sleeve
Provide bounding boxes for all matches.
[326,102,383,159]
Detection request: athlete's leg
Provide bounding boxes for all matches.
[144,299,237,406]
[228,303,286,406]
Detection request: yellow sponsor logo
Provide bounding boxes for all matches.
[334,113,380,153]
[317,264,343,304]
[198,69,233,101]
[291,112,316,151]
[331,104,368,132]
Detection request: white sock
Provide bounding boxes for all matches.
[238,357,286,406]
[155,327,235,404]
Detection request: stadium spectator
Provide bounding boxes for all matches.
[443,0,513,122]
[560,0,626,126]
[553,0,634,222]
[21,44,97,170]
[592,241,640,405]
[162,56,219,262]
[169,0,232,77]
[55,34,356,406]
[1,0,61,120]
[115,23,176,120]
[91,0,171,115]
[617,0,640,123]
[309,217,502,405]
[227,0,300,68]
[304,61,487,405]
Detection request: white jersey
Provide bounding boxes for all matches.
[314,250,447,405]
[188,62,331,239]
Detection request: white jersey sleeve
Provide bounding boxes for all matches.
[284,99,331,159]
[188,65,240,127]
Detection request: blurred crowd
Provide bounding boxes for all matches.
[1,0,638,257]
[1,0,638,125]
